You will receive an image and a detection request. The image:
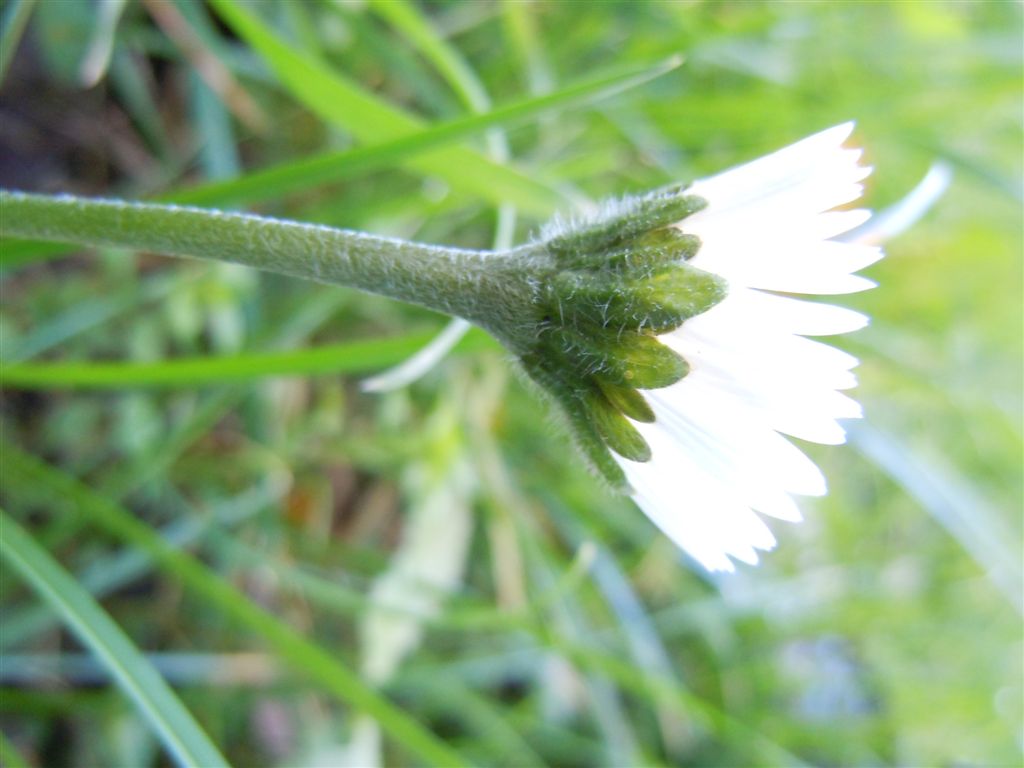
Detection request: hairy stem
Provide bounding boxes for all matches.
[0,191,548,345]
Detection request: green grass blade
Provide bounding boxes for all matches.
[171,56,675,207]
[0,56,679,265]
[0,510,230,768]
[108,49,172,159]
[5,269,199,363]
[1,327,497,389]
[1,447,470,768]
[207,0,561,216]
[0,729,30,768]
[189,71,240,179]
[2,474,282,650]
[501,0,554,96]
[369,0,493,112]
[2,292,349,642]
[397,670,549,767]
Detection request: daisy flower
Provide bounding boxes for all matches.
[0,124,881,574]
[611,122,881,571]
[352,123,888,572]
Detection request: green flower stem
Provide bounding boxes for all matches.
[0,190,546,348]
[1,186,720,489]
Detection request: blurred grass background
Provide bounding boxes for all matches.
[0,1,1021,766]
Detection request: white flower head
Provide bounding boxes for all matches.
[619,123,880,571]
[526,122,881,572]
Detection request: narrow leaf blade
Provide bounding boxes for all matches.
[0,510,230,768]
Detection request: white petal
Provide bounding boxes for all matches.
[621,427,778,571]
[690,239,882,294]
[645,380,828,497]
[734,289,869,336]
[687,123,858,209]
[617,123,882,571]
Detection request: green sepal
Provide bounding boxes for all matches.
[585,388,651,462]
[547,193,707,261]
[548,261,725,334]
[604,228,702,272]
[596,380,655,423]
[630,262,728,331]
[548,327,688,389]
[604,331,689,389]
[519,354,629,489]
[512,185,722,485]
[536,326,610,380]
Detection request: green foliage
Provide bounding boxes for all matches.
[0,509,229,768]
[1,2,1020,767]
